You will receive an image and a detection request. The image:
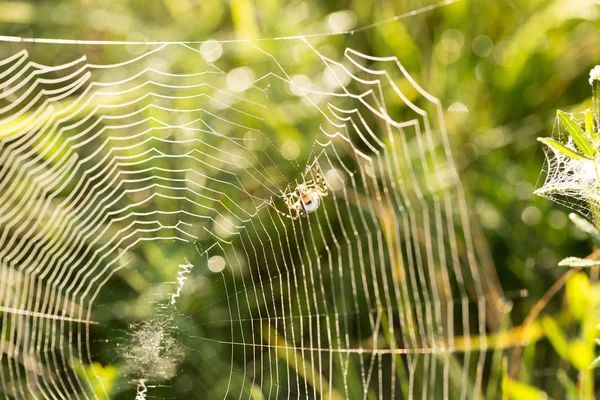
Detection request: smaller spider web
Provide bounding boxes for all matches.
[535,112,600,223]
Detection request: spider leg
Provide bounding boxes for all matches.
[282,208,301,220]
[312,164,328,196]
[284,195,296,210]
[268,199,299,220]
[303,179,316,190]
[295,204,305,219]
[269,186,303,220]
[279,184,291,198]
[278,185,294,208]
[321,178,329,196]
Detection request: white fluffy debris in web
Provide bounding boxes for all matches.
[590,65,600,85]
[170,260,194,305]
[123,306,184,381]
[135,379,148,400]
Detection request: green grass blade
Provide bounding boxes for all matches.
[557,370,578,400]
[537,137,590,160]
[586,110,598,141]
[557,110,595,157]
[540,316,569,359]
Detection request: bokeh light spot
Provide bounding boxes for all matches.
[327,10,357,33]
[208,256,226,273]
[441,29,464,52]
[281,141,300,160]
[226,67,254,93]
[200,40,223,62]
[472,35,494,57]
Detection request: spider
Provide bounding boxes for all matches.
[270,160,329,220]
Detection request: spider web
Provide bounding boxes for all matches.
[535,111,600,223]
[0,6,505,400]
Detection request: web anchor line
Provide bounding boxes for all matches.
[0,0,459,46]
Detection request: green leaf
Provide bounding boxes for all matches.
[558,257,600,268]
[249,384,266,400]
[540,316,569,359]
[569,213,600,247]
[558,110,595,157]
[566,272,591,321]
[590,355,600,369]
[73,360,118,399]
[570,339,595,370]
[537,137,590,160]
[502,377,547,400]
[501,357,508,400]
[585,110,598,141]
[557,370,579,400]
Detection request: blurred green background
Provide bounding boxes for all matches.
[1,0,600,399]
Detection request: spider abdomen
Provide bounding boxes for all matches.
[301,193,321,213]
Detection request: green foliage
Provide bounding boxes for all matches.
[534,68,600,396]
[502,375,547,400]
[557,110,595,157]
[585,110,598,142]
[570,339,595,371]
[537,137,590,160]
[562,271,600,373]
[557,370,579,400]
[540,315,569,359]
[73,361,119,400]
[590,354,600,369]
[537,108,600,161]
